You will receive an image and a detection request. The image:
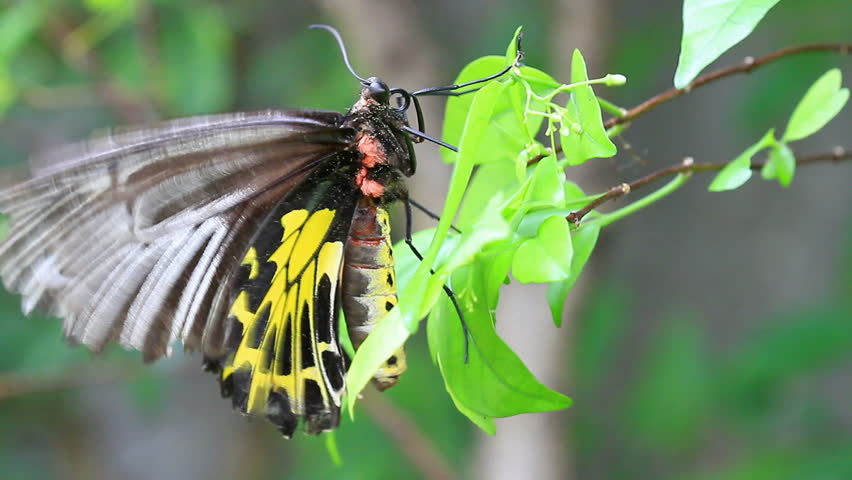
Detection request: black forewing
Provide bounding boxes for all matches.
[0,109,356,360]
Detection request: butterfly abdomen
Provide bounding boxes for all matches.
[342,197,407,391]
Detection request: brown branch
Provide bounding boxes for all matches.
[360,390,459,480]
[527,43,851,166]
[566,147,851,223]
[604,43,851,129]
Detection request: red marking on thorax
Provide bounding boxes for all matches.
[355,133,388,197]
[357,134,386,168]
[356,167,385,197]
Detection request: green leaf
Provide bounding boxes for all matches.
[438,197,511,275]
[393,229,437,291]
[761,142,796,187]
[523,156,565,209]
[443,63,549,166]
[428,273,571,419]
[345,308,411,416]
[561,50,617,165]
[457,160,520,228]
[444,379,496,434]
[546,224,600,326]
[402,81,508,330]
[323,432,343,467]
[674,0,781,88]
[514,142,546,183]
[708,129,776,192]
[708,156,753,192]
[443,29,558,165]
[504,26,523,63]
[399,271,447,333]
[442,56,505,161]
[783,68,850,142]
[512,215,573,283]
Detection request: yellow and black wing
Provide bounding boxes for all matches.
[0,109,354,361]
[211,157,363,437]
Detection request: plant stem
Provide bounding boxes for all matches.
[569,148,851,224]
[604,43,851,129]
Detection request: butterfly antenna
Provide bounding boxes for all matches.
[411,32,524,97]
[309,24,367,83]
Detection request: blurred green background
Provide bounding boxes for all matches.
[0,1,850,479]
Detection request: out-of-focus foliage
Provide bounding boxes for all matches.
[0,0,850,479]
[574,229,852,478]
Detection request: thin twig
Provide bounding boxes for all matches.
[360,390,459,480]
[604,43,852,129]
[567,147,851,223]
[528,43,851,165]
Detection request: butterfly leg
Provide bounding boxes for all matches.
[407,198,461,234]
[403,197,471,363]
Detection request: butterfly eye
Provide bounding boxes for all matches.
[364,77,390,104]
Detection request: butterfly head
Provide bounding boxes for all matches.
[361,77,391,105]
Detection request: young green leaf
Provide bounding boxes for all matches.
[345,308,411,416]
[441,56,509,164]
[546,224,601,326]
[323,432,343,466]
[504,26,523,63]
[783,68,850,142]
[457,160,520,228]
[761,141,796,187]
[443,61,552,166]
[674,0,781,88]
[437,197,511,275]
[512,215,573,283]
[428,278,572,419]
[443,375,497,434]
[401,81,508,330]
[708,129,776,192]
[523,156,566,209]
[708,155,753,192]
[561,49,617,165]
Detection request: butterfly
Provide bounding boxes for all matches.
[0,25,519,438]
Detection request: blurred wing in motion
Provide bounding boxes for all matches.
[0,109,354,361]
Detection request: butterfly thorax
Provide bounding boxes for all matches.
[343,81,413,202]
